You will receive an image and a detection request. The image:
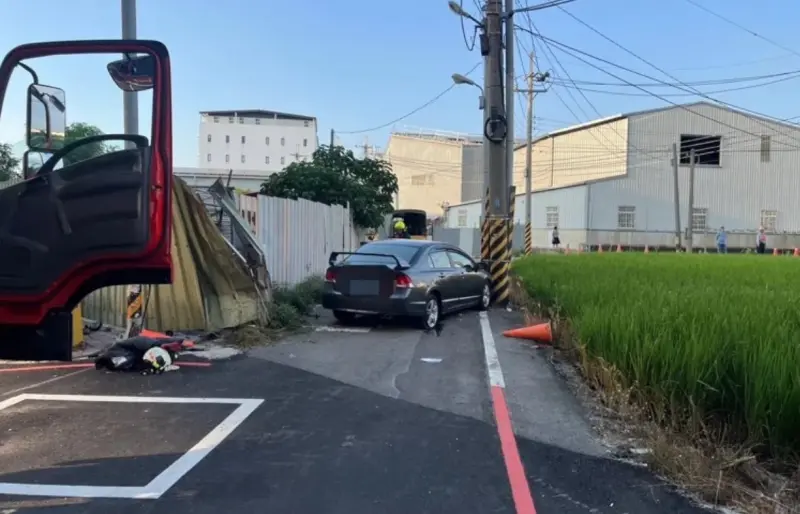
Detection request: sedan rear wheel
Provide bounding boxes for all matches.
[419,294,440,329]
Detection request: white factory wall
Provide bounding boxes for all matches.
[588,103,800,233]
[198,114,318,173]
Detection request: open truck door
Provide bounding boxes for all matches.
[0,40,173,361]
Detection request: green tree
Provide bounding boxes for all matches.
[0,142,20,181]
[62,122,117,165]
[260,145,398,228]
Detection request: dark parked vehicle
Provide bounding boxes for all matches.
[322,240,492,329]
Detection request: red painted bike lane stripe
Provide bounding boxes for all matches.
[479,312,537,514]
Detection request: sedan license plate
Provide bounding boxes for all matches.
[348,279,379,296]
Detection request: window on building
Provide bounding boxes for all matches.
[225,135,230,144]
[228,117,234,123]
[761,209,778,231]
[241,135,246,144]
[241,155,246,163]
[457,209,468,227]
[280,156,285,165]
[411,174,426,186]
[207,134,211,142]
[265,136,270,145]
[280,137,285,146]
[213,116,219,123]
[617,206,635,229]
[255,118,261,125]
[238,117,244,124]
[545,207,559,228]
[206,153,211,162]
[225,154,230,163]
[760,135,771,163]
[303,121,309,127]
[265,156,270,164]
[679,134,721,166]
[303,138,308,147]
[691,208,708,231]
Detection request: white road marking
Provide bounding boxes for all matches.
[315,326,371,333]
[0,393,263,499]
[479,311,505,388]
[0,369,90,398]
[420,358,442,363]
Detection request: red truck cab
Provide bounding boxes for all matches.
[0,40,173,361]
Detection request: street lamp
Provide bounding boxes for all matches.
[451,73,485,110]
[447,0,484,26]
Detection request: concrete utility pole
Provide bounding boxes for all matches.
[329,128,335,149]
[686,148,696,254]
[516,51,548,253]
[485,0,508,218]
[121,0,138,150]
[357,136,376,158]
[671,143,682,251]
[504,0,515,189]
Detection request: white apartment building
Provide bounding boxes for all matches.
[196,108,317,175]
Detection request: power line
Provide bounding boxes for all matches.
[682,0,800,59]
[337,62,481,135]
[519,28,800,149]
[553,6,800,146]
[555,73,800,97]
[549,69,800,88]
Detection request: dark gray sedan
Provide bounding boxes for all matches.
[321,240,492,329]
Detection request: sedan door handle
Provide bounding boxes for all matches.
[438,273,447,278]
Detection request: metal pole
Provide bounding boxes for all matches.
[504,0,515,188]
[671,143,682,251]
[329,128,335,148]
[686,148,696,254]
[121,0,138,150]
[524,52,534,252]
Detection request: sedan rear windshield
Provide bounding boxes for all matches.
[344,243,421,265]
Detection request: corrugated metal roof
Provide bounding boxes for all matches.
[200,109,316,122]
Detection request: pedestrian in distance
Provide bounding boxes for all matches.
[715,226,727,253]
[756,226,767,254]
[551,225,561,249]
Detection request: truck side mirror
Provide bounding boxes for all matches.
[26,84,66,152]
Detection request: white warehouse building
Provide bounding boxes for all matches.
[443,102,800,250]
[174,109,318,191]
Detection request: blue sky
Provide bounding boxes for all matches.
[1,0,799,167]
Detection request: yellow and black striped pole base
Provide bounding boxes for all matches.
[488,216,511,305]
[524,221,532,255]
[480,187,491,261]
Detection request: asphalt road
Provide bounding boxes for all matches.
[0,309,712,513]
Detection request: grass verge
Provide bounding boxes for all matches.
[228,275,325,349]
[511,253,799,513]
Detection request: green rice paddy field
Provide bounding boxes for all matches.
[512,253,800,456]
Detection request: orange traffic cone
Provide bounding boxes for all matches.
[564,245,571,255]
[644,245,650,253]
[773,247,780,256]
[597,245,604,253]
[616,244,623,253]
[794,248,799,257]
[503,322,552,343]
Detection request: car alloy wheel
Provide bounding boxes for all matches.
[481,283,491,308]
[425,298,439,328]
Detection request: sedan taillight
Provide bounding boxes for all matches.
[325,269,336,283]
[395,273,413,288]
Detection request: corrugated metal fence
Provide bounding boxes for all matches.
[249,195,361,286]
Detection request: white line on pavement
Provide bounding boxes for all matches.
[479,312,505,388]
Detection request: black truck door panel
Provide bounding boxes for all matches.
[0,148,151,295]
